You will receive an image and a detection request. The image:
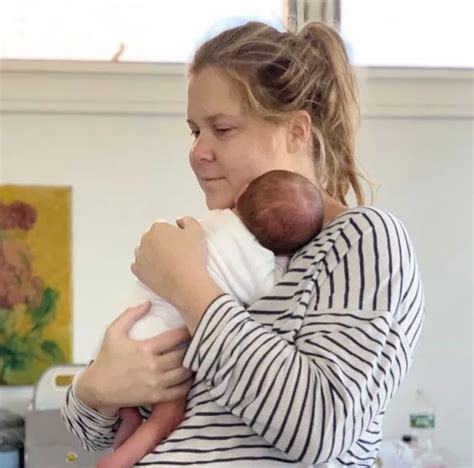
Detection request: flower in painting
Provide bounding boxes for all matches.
[0,200,65,385]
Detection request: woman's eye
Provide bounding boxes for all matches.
[215,128,231,135]
[190,129,200,138]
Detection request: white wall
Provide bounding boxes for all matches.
[357,118,473,465]
[0,62,472,465]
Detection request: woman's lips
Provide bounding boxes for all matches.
[201,177,224,183]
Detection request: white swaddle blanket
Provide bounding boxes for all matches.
[127,209,289,340]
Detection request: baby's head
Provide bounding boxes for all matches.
[235,170,324,255]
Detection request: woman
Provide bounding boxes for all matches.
[62,21,424,467]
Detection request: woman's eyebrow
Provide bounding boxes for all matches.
[187,113,237,125]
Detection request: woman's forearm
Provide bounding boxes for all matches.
[62,375,120,452]
[172,273,223,334]
[76,364,120,417]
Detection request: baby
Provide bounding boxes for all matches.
[97,169,324,468]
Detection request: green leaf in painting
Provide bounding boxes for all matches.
[0,344,13,367]
[40,340,66,363]
[3,358,49,385]
[31,288,58,326]
[25,326,43,345]
[5,335,32,359]
[0,345,16,384]
[0,308,9,333]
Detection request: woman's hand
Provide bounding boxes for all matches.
[131,218,223,333]
[76,303,193,414]
[131,218,207,305]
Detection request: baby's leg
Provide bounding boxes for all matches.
[96,397,186,468]
[114,407,143,449]
[96,407,142,468]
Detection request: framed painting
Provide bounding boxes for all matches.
[0,185,72,385]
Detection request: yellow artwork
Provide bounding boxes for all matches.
[0,185,72,385]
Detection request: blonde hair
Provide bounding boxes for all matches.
[190,21,371,206]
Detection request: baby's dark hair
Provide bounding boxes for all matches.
[236,170,324,255]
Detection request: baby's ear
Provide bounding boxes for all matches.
[236,182,250,199]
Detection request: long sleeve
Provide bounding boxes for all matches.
[61,276,184,452]
[61,370,120,452]
[182,207,424,466]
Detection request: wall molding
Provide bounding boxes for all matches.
[1,60,472,118]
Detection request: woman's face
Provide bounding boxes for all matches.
[187,67,299,209]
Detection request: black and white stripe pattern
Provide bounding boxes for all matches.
[62,207,424,467]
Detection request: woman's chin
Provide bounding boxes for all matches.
[205,194,235,210]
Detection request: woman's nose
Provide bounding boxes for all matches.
[190,135,216,163]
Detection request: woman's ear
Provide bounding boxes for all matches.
[286,110,312,154]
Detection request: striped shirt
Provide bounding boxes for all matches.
[62,206,424,467]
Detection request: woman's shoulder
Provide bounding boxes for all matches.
[327,205,406,232]
[321,205,412,246]
[293,205,413,266]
